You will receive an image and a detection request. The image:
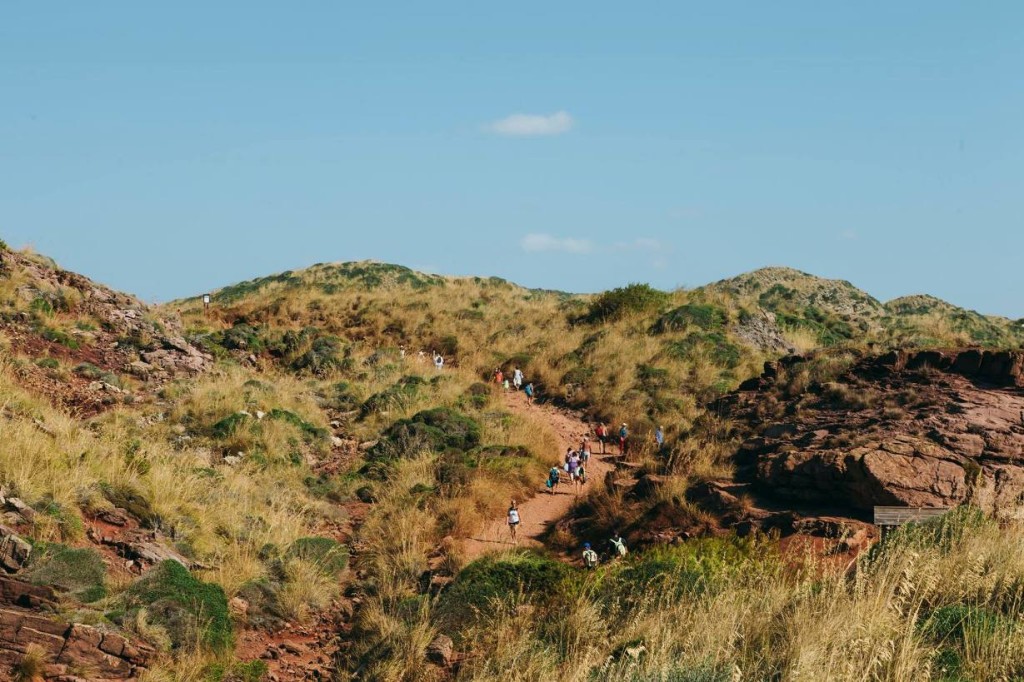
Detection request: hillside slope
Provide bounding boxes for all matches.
[3,244,1024,680]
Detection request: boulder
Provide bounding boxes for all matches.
[0,527,32,573]
[426,634,454,666]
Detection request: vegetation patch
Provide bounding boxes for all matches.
[583,283,669,323]
[25,544,106,602]
[122,560,232,651]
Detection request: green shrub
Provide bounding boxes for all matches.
[360,376,424,417]
[25,545,106,602]
[267,409,328,441]
[210,413,250,439]
[41,326,79,349]
[921,604,1010,644]
[99,482,161,528]
[286,537,348,576]
[651,303,728,334]
[324,381,362,411]
[35,357,60,369]
[124,560,232,651]
[225,324,266,351]
[437,550,570,633]
[30,297,54,316]
[584,283,669,323]
[375,407,481,459]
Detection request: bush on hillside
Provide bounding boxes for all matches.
[25,545,107,602]
[122,560,232,651]
[437,550,570,633]
[651,303,728,334]
[583,283,669,323]
[286,537,348,576]
[379,407,481,455]
[360,376,425,417]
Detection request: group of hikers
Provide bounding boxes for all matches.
[546,441,591,495]
[506,498,628,568]
[493,366,535,403]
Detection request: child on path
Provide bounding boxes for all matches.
[582,542,599,569]
[655,425,664,449]
[619,423,629,455]
[507,500,521,545]
[503,378,510,392]
[546,465,561,494]
[524,383,535,403]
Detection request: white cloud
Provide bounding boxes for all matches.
[487,111,574,137]
[613,237,664,251]
[520,233,593,254]
[633,238,662,250]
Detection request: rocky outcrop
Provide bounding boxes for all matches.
[725,349,1024,517]
[0,249,211,413]
[0,576,153,680]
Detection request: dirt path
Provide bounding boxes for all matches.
[461,392,616,561]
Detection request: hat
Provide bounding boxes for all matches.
[584,542,591,549]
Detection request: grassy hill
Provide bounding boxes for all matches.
[2,242,1024,680]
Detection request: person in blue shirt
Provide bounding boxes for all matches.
[655,425,664,449]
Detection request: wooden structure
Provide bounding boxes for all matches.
[873,506,950,528]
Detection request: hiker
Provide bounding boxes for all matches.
[595,423,608,454]
[494,368,504,385]
[503,378,510,392]
[400,345,406,359]
[433,352,444,371]
[610,533,628,558]
[513,367,523,390]
[574,462,587,494]
[507,500,521,545]
[524,382,535,403]
[619,423,629,455]
[655,425,664,449]
[580,440,591,466]
[582,542,599,569]
[546,465,561,494]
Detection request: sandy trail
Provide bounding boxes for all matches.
[461,391,616,561]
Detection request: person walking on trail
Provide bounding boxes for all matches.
[503,378,510,392]
[619,423,629,455]
[580,440,591,467]
[494,368,504,385]
[595,423,608,454]
[655,425,664,449]
[582,542,599,569]
[577,462,587,486]
[524,382,535,404]
[610,533,628,558]
[546,465,561,494]
[507,500,521,545]
[513,367,523,390]
[433,352,444,371]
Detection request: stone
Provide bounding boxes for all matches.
[5,497,36,522]
[426,634,454,666]
[0,526,32,573]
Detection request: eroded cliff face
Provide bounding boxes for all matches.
[724,349,1024,517]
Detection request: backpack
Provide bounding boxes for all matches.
[583,549,598,567]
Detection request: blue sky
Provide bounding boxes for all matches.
[1,2,1022,316]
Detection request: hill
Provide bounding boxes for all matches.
[2,243,1024,680]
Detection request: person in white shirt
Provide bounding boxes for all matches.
[507,500,521,545]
